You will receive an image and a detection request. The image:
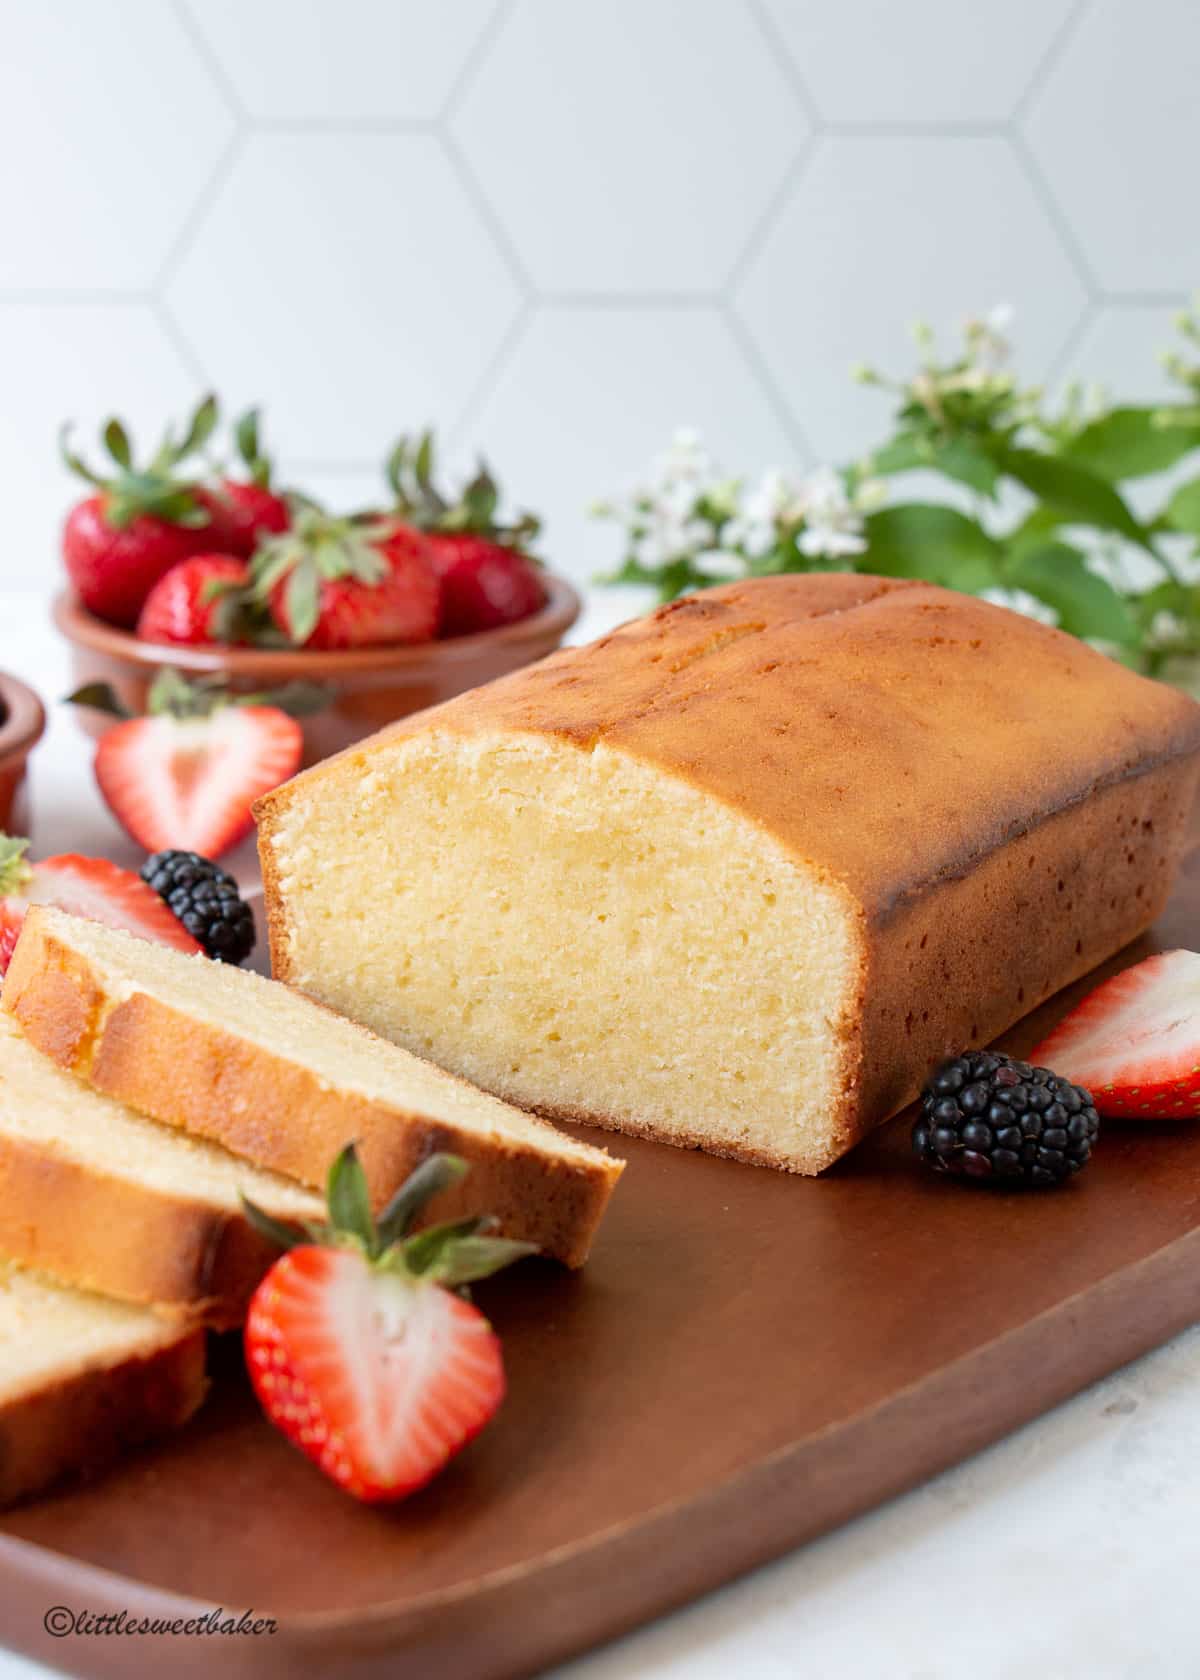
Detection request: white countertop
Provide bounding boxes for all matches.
[1,586,1198,1680]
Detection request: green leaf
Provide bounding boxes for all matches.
[64,681,134,720]
[375,1153,468,1248]
[177,393,219,460]
[402,1215,489,1277]
[1005,503,1066,560]
[1000,448,1148,546]
[235,407,260,468]
[146,667,208,718]
[430,1234,539,1287]
[103,419,132,471]
[0,834,32,897]
[869,432,999,497]
[285,566,321,645]
[236,680,332,718]
[1164,477,1200,535]
[325,1144,376,1251]
[1065,406,1200,480]
[1004,542,1138,645]
[58,422,107,488]
[239,1194,308,1253]
[863,504,1002,593]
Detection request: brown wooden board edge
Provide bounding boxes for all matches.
[3,1224,1198,1680]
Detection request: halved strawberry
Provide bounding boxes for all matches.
[71,671,306,859]
[384,431,546,635]
[251,508,438,650]
[0,834,201,977]
[243,1148,534,1503]
[1031,949,1200,1119]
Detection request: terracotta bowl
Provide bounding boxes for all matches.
[0,670,46,835]
[53,576,582,768]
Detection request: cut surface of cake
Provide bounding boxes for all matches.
[256,575,1200,1174]
[2,907,622,1267]
[0,1011,322,1324]
[0,1259,206,1505]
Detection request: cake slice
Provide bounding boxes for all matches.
[0,1259,206,1506]
[0,1012,322,1326]
[256,575,1200,1174]
[2,907,622,1267]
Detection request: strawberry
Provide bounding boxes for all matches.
[70,671,307,860]
[1031,949,1200,1119]
[251,509,439,650]
[0,834,201,977]
[217,408,292,558]
[136,556,252,646]
[242,1147,534,1503]
[61,396,242,627]
[384,431,546,636]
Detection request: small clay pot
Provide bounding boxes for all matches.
[0,670,46,836]
[53,576,582,767]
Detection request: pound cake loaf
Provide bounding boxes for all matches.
[2,907,622,1266]
[0,1259,206,1506]
[257,575,1200,1174]
[0,1012,322,1326]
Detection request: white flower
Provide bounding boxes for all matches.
[1148,609,1187,647]
[794,466,867,560]
[979,586,1058,627]
[650,427,713,492]
[964,304,1014,369]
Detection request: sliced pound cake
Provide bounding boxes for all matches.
[0,1260,206,1506]
[2,907,622,1267]
[0,1012,322,1326]
[256,575,1200,1174]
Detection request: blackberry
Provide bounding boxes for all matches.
[912,1050,1098,1188]
[140,850,256,965]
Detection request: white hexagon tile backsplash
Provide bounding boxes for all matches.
[0,0,1195,592]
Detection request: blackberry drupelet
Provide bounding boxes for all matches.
[912,1050,1099,1187]
[140,850,256,965]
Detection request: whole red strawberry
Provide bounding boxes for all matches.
[217,408,292,558]
[251,508,439,650]
[61,396,241,627]
[243,1148,534,1503]
[136,556,251,645]
[384,432,547,636]
[0,833,201,977]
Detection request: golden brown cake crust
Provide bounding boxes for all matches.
[2,912,623,1269]
[0,1124,315,1330]
[257,577,1200,1171]
[0,1324,206,1507]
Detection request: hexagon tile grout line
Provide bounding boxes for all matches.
[151,127,247,296]
[721,301,817,468]
[1010,0,1094,126]
[439,128,536,301]
[171,0,248,125]
[447,298,537,452]
[747,0,823,127]
[722,132,821,303]
[1007,125,1099,301]
[437,0,515,125]
[150,296,214,396]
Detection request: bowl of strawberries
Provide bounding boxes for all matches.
[54,401,581,769]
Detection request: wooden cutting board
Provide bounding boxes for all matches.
[3,850,1200,1680]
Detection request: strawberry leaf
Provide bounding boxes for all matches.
[401,1214,490,1277]
[429,1234,539,1287]
[64,682,134,720]
[239,1194,309,1253]
[0,833,32,896]
[326,1143,377,1251]
[176,393,219,461]
[103,419,132,471]
[375,1153,468,1247]
[285,565,321,644]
